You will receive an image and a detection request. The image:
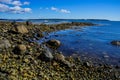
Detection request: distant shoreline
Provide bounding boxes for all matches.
[0,18,111,21]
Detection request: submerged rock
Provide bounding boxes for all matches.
[46,39,61,49]
[111,40,120,46]
[0,39,11,49]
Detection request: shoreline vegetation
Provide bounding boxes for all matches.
[0,21,119,79]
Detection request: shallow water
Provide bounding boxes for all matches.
[38,20,120,65]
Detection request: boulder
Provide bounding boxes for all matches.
[17,44,26,52]
[13,44,26,54]
[0,39,11,49]
[62,60,74,68]
[46,39,61,49]
[54,53,74,67]
[83,62,91,67]
[37,32,44,38]
[54,53,65,62]
[14,25,28,34]
[39,45,53,61]
[26,21,32,26]
[111,40,120,46]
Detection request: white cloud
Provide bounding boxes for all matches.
[0,0,29,6]
[12,1,22,6]
[0,0,12,4]
[24,8,31,12]
[60,9,71,13]
[10,6,21,11]
[0,3,9,12]
[10,6,31,14]
[23,1,30,5]
[51,6,71,14]
[10,6,22,13]
[0,0,31,14]
[51,7,58,11]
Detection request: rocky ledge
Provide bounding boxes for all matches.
[0,21,119,80]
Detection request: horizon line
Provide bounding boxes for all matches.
[0,18,120,21]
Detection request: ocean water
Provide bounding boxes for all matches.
[37,20,120,65]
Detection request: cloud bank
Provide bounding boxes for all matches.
[0,0,31,14]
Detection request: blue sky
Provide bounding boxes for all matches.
[0,0,120,20]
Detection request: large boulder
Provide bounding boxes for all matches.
[0,39,11,49]
[13,44,26,54]
[39,45,53,61]
[111,40,120,46]
[46,39,61,49]
[13,25,28,34]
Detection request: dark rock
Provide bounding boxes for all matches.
[39,45,53,61]
[36,32,44,38]
[26,20,32,26]
[111,40,120,46]
[11,20,17,25]
[115,65,120,69]
[83,62,91,67]
[46,39,61,49]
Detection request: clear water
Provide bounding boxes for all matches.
[38,20,120,65]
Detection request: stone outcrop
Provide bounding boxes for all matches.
[13,25,29,34]
[46,39,61,49]
[111,40,120,46]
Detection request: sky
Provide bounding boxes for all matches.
[0,0,120,20]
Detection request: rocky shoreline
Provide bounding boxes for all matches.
[0,21,119,79]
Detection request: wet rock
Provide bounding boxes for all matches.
[13,44,26,54]
[39,45,53,61]
[26,20,32,26]
[83,62,91,67]
[11,20,16,25]
[0,39,11,49]
[54,53,65,62]
[115,65,120,69]
[36,32,44,38]
[54,53,74,67]
[46,39,61,49]
[62,60,74,68]
[111,40,120,46]
[13,25,28,34]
